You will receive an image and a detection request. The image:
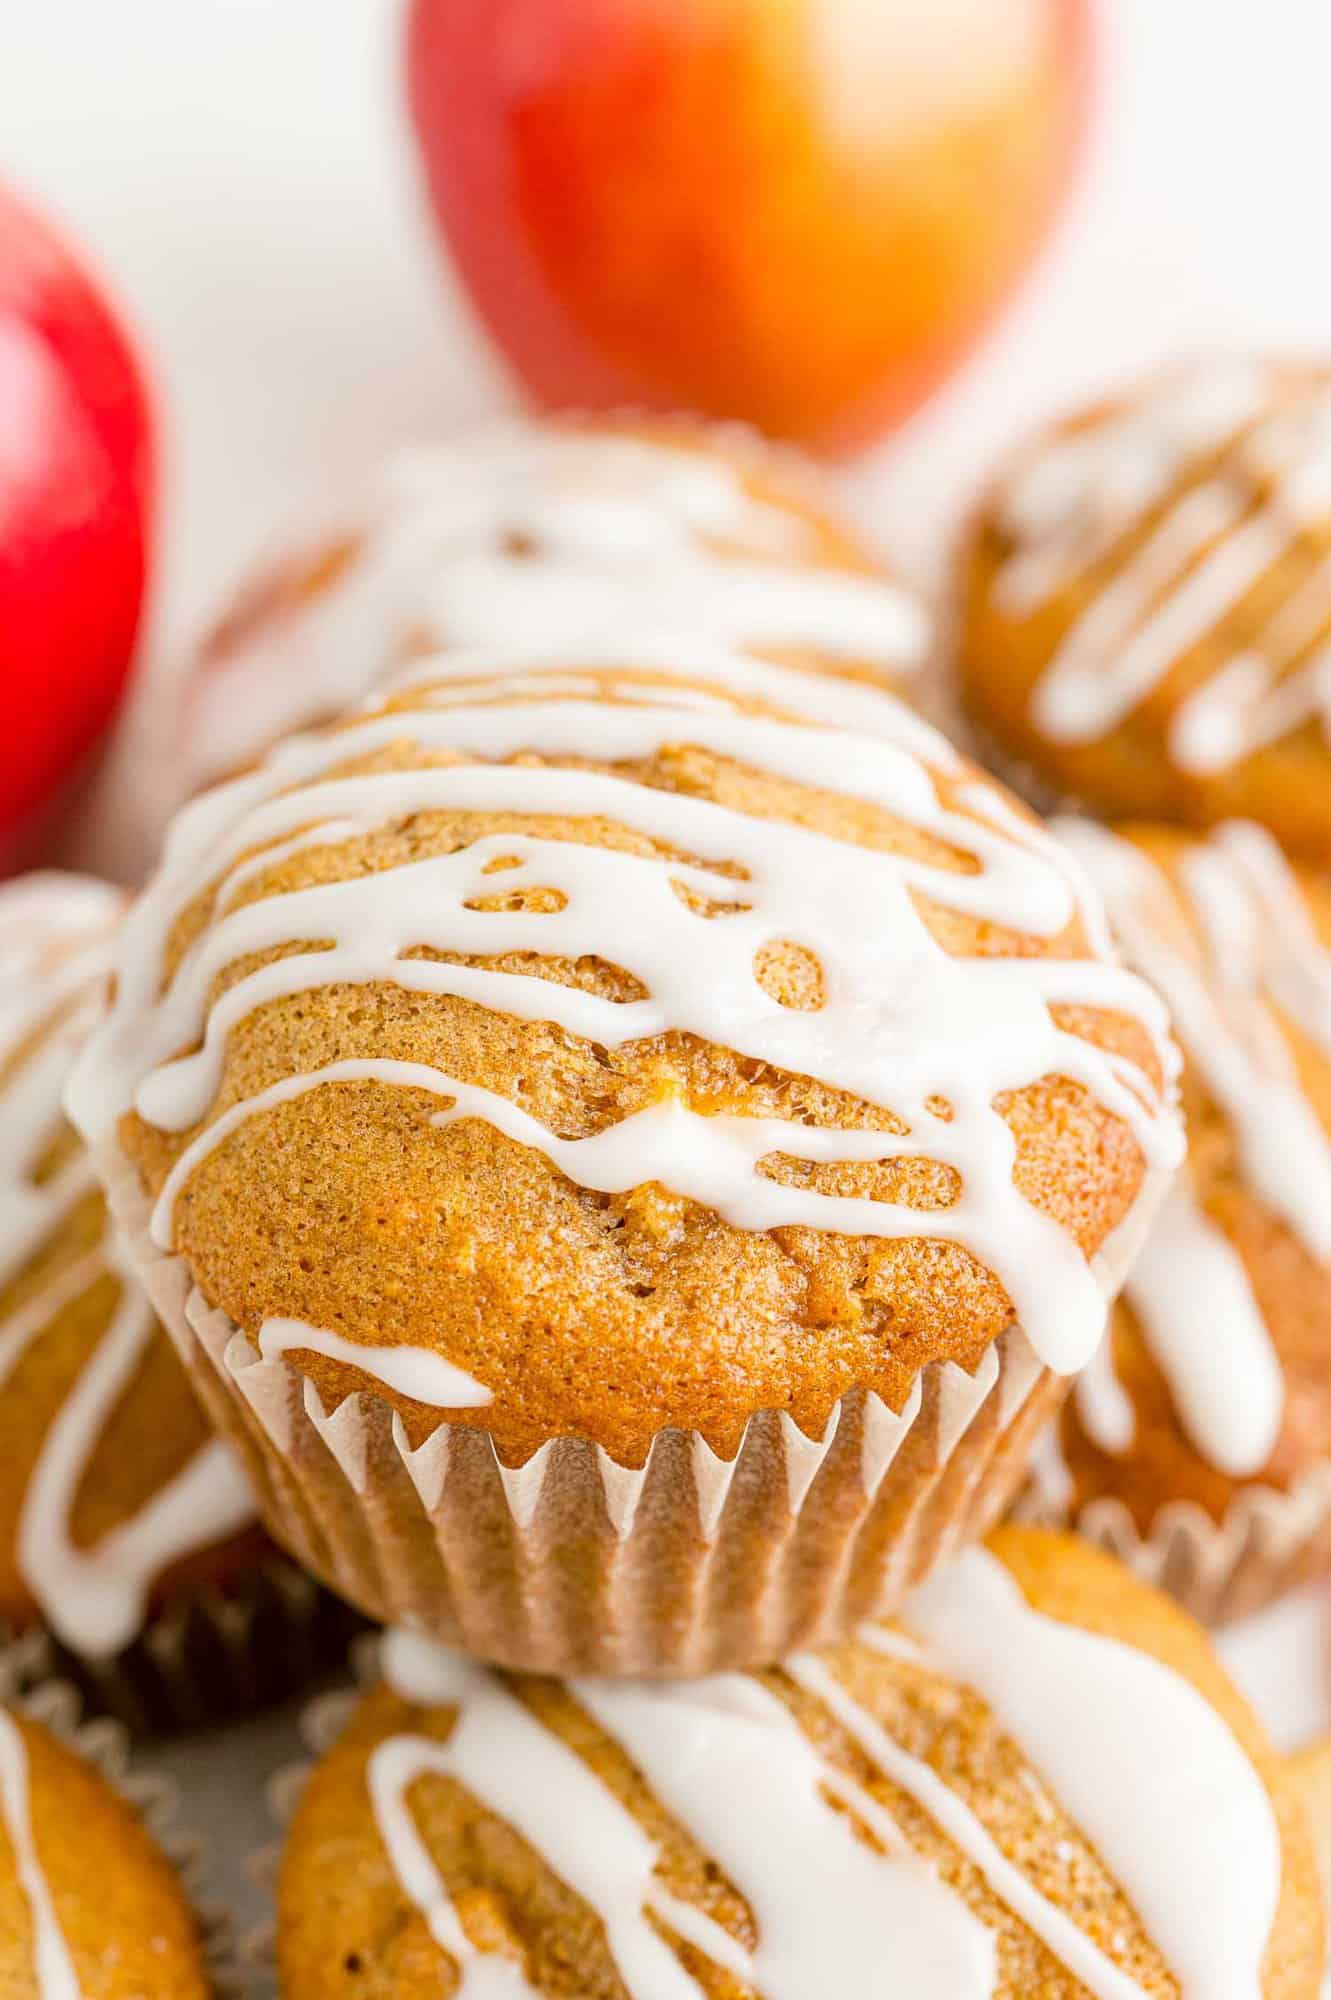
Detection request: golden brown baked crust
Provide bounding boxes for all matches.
[277,1526,1323,1999]
[1054,822,1331,1531]
[0,1712,209,1999]
[118,670,1166,1467]
[959,363,1331,857]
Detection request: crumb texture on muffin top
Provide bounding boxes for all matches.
[0,873,255,1658]
[962,358,1331,856]
[0,1708,209,1998]
[1048,818,1331,1533]
[277,1527,1321,1998]
[183,416,930,789]
[72,661,1182,1465]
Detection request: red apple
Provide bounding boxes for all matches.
[0,183,154,871]
[406,0,1091,452]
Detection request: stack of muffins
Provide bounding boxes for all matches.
[4,410,1330,1991]
[960,356,1331,1619]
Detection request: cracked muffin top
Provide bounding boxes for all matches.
[72,659,1180,1465]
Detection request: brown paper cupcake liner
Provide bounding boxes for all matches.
[2,1540,364,1739]
[1017,1452,1331,1625]
[94,1129,1065,1677]
[0,1650,240,1994]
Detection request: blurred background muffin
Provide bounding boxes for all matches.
[0,1697,212,1997]
[175,415,932,796]
[1033,817,1331,1620]
[958,358,1331,857]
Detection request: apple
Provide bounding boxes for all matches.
[406,0,1091,452]
[0,182,154,871]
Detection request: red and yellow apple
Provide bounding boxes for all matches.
[0,183,154,871]
[407,0,1091,452]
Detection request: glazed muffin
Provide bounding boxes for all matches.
[278,1526,1322,1998]
[0,872,349,1726]
[959,356,1331,859]
[68,657,1181,1673]
[177,413,931,793]
[0,1705,210,1997]
[1034,818,1331,1620]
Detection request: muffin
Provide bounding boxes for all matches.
[1032,817,1331,1620]
[277,1526,1322,1998]
[959,356,1331,859]
[68,657,1181,1673]
[0,871,347,1727]
[176,414,931,792]
[0,1703,210,1997]
[1291,1734,1331,1911]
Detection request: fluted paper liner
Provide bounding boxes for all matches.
[1018,1448,1331,1625]
[0,1650,239,1994]
[2,1556,363,1737]
[95,1129,1065,1676]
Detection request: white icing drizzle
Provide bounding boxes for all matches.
[1058,817,1331,1477]
[1072,1329,1137,1460]
[898,1547,1281,2000]
[259,1317,491,1408]
[1082,1182,1284,1478]
[996,362,1331,767]
[9,1236,255,1658]
[374,1632,994,1999]
[184,423,928,786]
[0,1710,80,2000]
[71,682,1180,1386]
[370,632,937,736]
[0,875,256,1657]
[369,1537,1282,1998]
[995,358,1271,613]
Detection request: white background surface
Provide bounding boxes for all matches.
[5,0,1331,1969]
[7,0,1331,653]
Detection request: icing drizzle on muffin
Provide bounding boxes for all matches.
[361,1545,1279,1998]
[993,359,1331,773]
[0,1712,79,1998]
[0,875,254,1657]
[1056,819,1331,1478]
[183,423,930,787]
[72,662,1181,1392]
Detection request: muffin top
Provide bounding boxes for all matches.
[278,1525,1321,1999]
[1047,818,1331,1530]
[0,872,255,1657]
[179,414,930,790]
[0,1707,209,1998]
[960,357,1331,857]
[72,659,1181,1465]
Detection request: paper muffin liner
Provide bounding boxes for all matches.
[0,1649,240,1995]
[95,1132,1064,1677]
[1016,1448,1331,1625]
[1,1554,365,1738]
